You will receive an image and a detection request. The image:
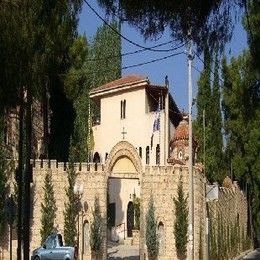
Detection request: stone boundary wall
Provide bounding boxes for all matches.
[140,165,206,260]
[0,159,108,260]
[208,182,247,229]
[0,159,248,260]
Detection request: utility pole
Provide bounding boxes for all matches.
[188,34,194,260]
[203,109,209,260]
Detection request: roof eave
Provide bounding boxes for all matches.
[89,79,148,99]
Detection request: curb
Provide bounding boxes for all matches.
[233,249,253,260]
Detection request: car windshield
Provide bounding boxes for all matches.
[44,235,56,249]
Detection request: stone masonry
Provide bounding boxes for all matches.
[0,142,248,260]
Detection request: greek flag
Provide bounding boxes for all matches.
[153,104,160,132]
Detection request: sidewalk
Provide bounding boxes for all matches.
[108,241,139,260]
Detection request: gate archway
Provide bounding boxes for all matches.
[105,141,142,251]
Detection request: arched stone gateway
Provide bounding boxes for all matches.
[105,141,142,256]
[105,141,143,175]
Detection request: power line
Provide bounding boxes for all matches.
[194,51,224,84]
[84,0,184,52]
[122,51,184,70]
[60,51,184,77]
[86,41,185,62]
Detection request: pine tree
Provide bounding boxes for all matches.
[145,196,158,259]
[173,177,188,259]
[40,169,57,243]
[63,151,78,246]
[90,196,102,252]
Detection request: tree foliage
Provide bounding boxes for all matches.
[243,0,260,72]
[145,196,158,259]
[64,21,121,161]
[173,176,188,260]
[194,46,223,182]
[97,0,243,52]
[222,51,260,246]
[90,20,121,86]
[90,196,103,252]
[63,152,78,246]
[40,170,57,243]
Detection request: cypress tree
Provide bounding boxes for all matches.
[209,52,224,182]
[194,45,212,174]
[194,44,224,182]
[173,176,188,259]
[145,196,158,259]
[90,196,102,252]
[63,149,78,246]
[40,169,57,243]
[90,20,121,86]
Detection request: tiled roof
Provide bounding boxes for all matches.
[173,118,189,141]
[90,74,147,95]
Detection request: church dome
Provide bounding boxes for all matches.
[172,117,189,141]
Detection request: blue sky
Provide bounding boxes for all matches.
[78,1,248,113]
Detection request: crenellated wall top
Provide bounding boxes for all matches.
[32,159,105,173]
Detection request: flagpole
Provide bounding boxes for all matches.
[165,83,169,165]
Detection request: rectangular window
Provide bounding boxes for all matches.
[146,146,150,164]
[120,100,126,119]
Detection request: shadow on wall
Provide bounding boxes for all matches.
[107,178,123,241]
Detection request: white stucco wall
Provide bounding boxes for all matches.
[92,87,169,166]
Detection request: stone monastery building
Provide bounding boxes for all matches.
[1,75,248,260]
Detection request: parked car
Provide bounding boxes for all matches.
[31,233,78,260]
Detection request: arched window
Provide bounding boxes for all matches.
[139,147,142,158]
[93,152,100,171]
[93,152,100,163]
[156,144,160,165]
[83,220,90,253]
[158,222,165,255]
[146,146,150,164]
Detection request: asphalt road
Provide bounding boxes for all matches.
[243,249,260,260]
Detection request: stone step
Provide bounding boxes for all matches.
[124,237,133,246]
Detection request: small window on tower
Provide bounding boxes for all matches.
[139,147,142,158]
[156,144,160,165]
[120,99,126,119]
[146,146,150,164]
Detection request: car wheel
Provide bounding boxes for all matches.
[34,256,40,260]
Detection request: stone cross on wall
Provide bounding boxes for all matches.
[121,127,127,140]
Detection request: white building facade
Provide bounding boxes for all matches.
[90,74,182,168]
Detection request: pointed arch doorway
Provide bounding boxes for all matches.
[105,141,142,258]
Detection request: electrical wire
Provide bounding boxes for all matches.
[84,0,184,53]
[122,51,184,70]
[59,51,184,78]
[86,41,185,62]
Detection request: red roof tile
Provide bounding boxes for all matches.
[89,74,147,95]
[173,119,189,141]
